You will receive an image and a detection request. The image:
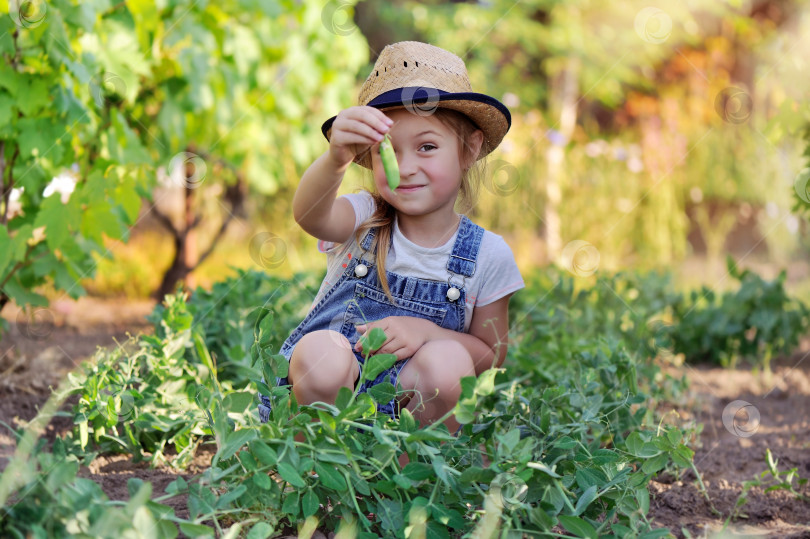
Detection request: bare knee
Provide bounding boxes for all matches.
[421,340,474,376]
[289,330,359,388]
[399,339,475,396]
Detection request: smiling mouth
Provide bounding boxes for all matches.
[396,185,425,191]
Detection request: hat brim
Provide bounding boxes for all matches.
[321,88,511,168]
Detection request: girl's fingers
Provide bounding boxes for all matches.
[351,119,388,140]
[368,107,395,128]
[356,335,396,354]
[343,108,392,136]
[334,124,385,146]
[334,133,379,148]
[390,345,410,362]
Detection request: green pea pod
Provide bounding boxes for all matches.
[379,133,400,191]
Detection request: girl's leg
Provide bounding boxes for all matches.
[395,340,476,467]
[288,329,359,405]
[288,330,359,444]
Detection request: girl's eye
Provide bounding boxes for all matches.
[420,144,437,152]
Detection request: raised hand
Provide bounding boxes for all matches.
[328,106,394,169]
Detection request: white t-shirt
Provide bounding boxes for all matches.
[310,190,525,332]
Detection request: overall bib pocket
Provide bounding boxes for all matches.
[346,282,450,331]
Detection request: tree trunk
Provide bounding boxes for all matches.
[154,171,196,301]
[152,159,245,302]
[155,218,189,301]
[544,57,580,264]
[183,184,197,291]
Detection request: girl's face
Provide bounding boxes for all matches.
[371,109,475,219]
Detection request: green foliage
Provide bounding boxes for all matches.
[98,0,368,194]
[67,294,213,469]
[790,122,810,221]
[148,267,324,388]
[0,0,151,317]
[3,263,808,536]
[0,439,180,538]
[664,255,810,369]
[0,0,368,332]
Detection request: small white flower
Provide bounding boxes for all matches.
[43,173,76,203]
[7,187,24,217]
[10,186,24,202]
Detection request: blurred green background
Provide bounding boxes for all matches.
[2,0,810,314]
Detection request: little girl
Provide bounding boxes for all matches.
[259,41,524,436]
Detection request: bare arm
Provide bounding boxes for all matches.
[292,106,393,243]
[292,151,356,243]
[428,294,513,376]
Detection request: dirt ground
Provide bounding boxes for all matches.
[650,348,810,538]
[2,298,810,538]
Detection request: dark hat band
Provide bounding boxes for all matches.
[321,87,511,140]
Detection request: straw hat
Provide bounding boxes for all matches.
[321,41,511,167]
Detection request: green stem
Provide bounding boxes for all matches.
[342,470,371,532]
[554,479,577,515]
[690,461,721,516]
[427,479,440,507]
[344,420,409,437]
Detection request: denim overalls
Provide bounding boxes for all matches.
[258,215,485,422]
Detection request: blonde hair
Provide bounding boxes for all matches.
[353,108,488,305]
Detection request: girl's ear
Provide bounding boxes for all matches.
[464,129,485,169]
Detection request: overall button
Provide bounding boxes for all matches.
[354,263,368,278]
[447,287,461,301]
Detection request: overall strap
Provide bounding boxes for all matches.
[446,215,484,278]
[360,228,376,252]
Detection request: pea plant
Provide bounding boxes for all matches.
[729,448,809,523]
[664,255,810,370]
[2,264,808,537]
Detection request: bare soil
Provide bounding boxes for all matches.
[650,348,810,538]
[2,297,810,538]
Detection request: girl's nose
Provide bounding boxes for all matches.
[396,151,417,178]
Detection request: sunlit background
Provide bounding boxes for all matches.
[2,0,810,309]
